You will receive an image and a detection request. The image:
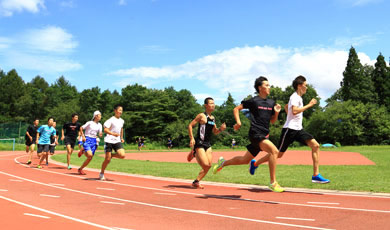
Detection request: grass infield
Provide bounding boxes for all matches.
[48,145,389,193]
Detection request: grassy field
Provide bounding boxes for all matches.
[48,145,390,193]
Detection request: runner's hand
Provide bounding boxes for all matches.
[220,123,226,131]
[121,138,124,143]
[61,136,64,141]
[190,138,195,147]
[309,98,317,106]
[29,136,32,141]
[274,104,282,113]
[112,132,120,137]
[233,123,241,131]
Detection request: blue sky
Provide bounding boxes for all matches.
[1,0,389,104]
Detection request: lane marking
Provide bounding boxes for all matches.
[0,170,335,230]
[40,194,60,198]
[111,227,134,230]
[96,187,116,191]
[277,217,315,221]
[11,156,390,214]
[307,202,340,205]
[154,192,176,196]
[100,201,125,205]
[49,183,65,186]
[24,213,51,219]
[0,196,112,229]
[0,189,8,192]
[9,179,23,182]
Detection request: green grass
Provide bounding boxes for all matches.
[50,145,390,193]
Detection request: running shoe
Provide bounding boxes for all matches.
[26,161,31,165]
[37,165,42,169]
[67,165,72,170]
[192,181,204,189]
[45,162,49,166]
[78,168,86,175]
[99,173,106,181]
[269,182,284,193]
[212,156,225,174]
[249,159,258,175]
[187,149,195,162]
[78,150,84,158]
[312,174,330,184]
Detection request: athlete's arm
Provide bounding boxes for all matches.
[213,122,226,135]
[188,113,202,147]
[61,129,65,141]
[233,104,244,130]
[271,104,281,124]
[36,132,40,144]
[26,130,32,141]
[120,128,124,143]
[292,98,317,115]
[79,127,86,142]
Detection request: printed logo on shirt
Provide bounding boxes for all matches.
[258,106,273,111]
[208,121,215,126]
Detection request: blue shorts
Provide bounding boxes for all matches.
[83,137,97,155]
[78,141,83,145]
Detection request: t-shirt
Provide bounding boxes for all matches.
[63,122,81,140]
[37,125,56,145]
[104,116,124,144]
[82,121,103,139]
[25,125,38,141]
[283,92,303,130]
[241,96,275,136]
[50,129,59,146]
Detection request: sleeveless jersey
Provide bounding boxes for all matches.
[196,113,215,143]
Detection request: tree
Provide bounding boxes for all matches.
[372,53,390,109]
[0,69,26,119]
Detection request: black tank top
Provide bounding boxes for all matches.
[196,113,215,143]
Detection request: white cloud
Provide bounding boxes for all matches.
[0,26,81,73]
[334,0,383,7]
[0,0,45,17]
[334,35,376,47]
[60,1,75,8]
[24,26,78,53]
[109,45,375,102]
[118,0,126,6]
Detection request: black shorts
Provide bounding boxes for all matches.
[49,145,56,154]
[64,137,76,149]
[278,128,314,152]
[37,144,50,153]
[25,139,36,147]
[104,142,124,153]
[194,139,211,152]
[246,133,269,157]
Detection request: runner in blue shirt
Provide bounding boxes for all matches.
[36,117,56,169]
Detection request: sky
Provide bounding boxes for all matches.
[0,0,389,105]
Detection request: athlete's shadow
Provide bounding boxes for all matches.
[82,177,115,181]
[198,194,242,200]
[48,166,67,169]
[239,187,324,196]
[165,185,196,189]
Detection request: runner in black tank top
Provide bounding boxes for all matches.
[188,97,226,189]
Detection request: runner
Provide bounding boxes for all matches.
[100,105,125,180]
[36,117,56,169]
[61,113,81,170]
[167,138,173,150]
[250,75,330,183]
[78,111,103,175]
[46,121,59,165]
[25,118,39,165]
[188,97,226,189]
[137,137,142,151]
[231,138,236,149]
[213,76,284,192]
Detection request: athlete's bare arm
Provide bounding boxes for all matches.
[188,113,204,147]
[292,98,317,115]
[233,104,244,130]
[270,104,281,124]
[213,122,226,135]
[61,129,65,141]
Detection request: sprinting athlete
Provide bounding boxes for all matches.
[250,75,330,183]
[36,117,56,169]
[61,113,81,170]
[100,105,125,180]
[46,121,58,165]
[26,118,39,165]
[188,97,226,189]
[213,76,284,192]
[78,111,103,175]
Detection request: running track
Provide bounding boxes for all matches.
[1,152,389,230]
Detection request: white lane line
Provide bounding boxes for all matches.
[154,192,176,196]
[24,213,51,219]
[9,179,23,182]
[100,201,125,205]
[111,227,134,230]
[307,202,340,205]
[40,194,60,198]
[0,170,335,230]
[0,196,112,229]
[276,217,315,221]
[11,156,390,214]
[49,183,65,186]
[96,187,116,191]
[0,189,8,192]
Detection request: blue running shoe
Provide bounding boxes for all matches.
[249,159,258,175]
[312,174,330,183]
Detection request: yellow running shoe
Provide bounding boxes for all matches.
[269,182,284,193]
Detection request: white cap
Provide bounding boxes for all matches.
[92,110,101,120]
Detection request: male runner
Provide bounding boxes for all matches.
[250,75,330,183]
[36,117,56,169]
[46,121,58,165]
[188,97,226,189]
[26,118,39,165]
[213,76,284,192]
[100,105,125,180]
[61,113,81,170]
[78,111,103,175]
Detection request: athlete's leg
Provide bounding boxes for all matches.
[100,151,112,175]
[194,148,212,182]
[259,139,279,184]
[66,144,73,166]
[306,138,320,176]
[223,151,253,167]
[27,144,35,163]
[111,148,125,159]
[80,150,93,170]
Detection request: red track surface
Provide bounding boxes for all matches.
[123,150,375,165]
[0,151,388,230]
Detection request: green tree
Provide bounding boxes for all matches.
[0,69,26,120]
[372,53,390,109]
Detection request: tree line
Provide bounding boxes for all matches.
[1,46,389,147]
